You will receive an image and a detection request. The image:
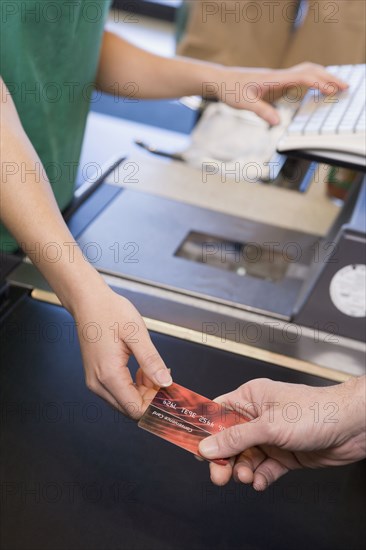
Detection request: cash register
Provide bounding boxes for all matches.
[1,69,365,549]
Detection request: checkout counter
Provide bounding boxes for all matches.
[1,109,365,550]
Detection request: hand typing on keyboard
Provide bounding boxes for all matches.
[182,63,350,181]
[277,64,366,163]
[214,62,348,126]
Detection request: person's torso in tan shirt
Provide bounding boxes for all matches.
[177,1,366,68]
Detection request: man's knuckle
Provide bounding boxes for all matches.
[85,378,98,393]
[95,368,114,386]
[224,425,243,451]
[237,384,249,401]
[262,419,277,441]
[258,466,273,486]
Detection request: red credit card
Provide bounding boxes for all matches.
[138,383,249,465]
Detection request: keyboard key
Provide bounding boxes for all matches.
[287,123,305,135]
[355,107,366,133]
[339,106,365,133]
[338,121,358,134]
[279,64,366,158]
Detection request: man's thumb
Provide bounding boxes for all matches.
[199,418,270,459]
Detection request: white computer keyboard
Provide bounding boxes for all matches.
[277,64,366,164]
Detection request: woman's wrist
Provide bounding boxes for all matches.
[48,251,110,317]
[176,58,225,100]
[62,274,110,318]
[199,63,227,100]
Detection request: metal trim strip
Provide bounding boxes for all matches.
[31,288,350,383]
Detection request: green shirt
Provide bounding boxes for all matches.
[0,0,112,252]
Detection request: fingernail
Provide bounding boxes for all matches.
[194,455,204,462]
[253,477,267,491]
[237,469,249,484]
[269,115,280,126]
[199,437,219,458]
[155,368,173,387]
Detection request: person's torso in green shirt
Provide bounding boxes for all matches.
[0,0,112,252]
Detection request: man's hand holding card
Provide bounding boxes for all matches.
[138,382,248,465]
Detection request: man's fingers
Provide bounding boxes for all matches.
[233,446,266,484]
[129,331,173,388]
[252,458,289,491]
[209,461,233,486]
[199,418,271,459]
[213,381,263,421]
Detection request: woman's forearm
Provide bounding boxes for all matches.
[95,31,348,125]
[96,30,221,100]
[0,79,107,314]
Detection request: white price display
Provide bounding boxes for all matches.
[329,264,366,318]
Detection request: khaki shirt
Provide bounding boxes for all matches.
[177,1,366,68]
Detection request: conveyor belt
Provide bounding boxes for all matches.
[1,296,365,550]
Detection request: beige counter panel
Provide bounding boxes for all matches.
[108,151,340,236]
[80,112,340,236]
